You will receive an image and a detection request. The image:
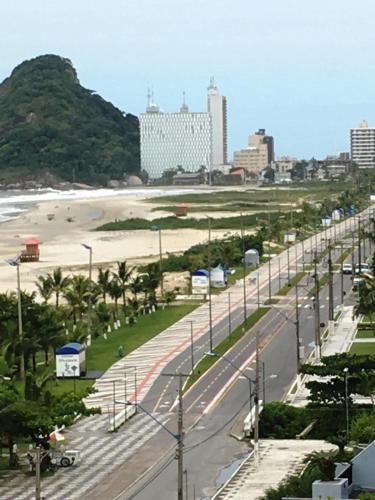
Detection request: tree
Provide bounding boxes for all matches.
[46,268,71,307]
[351,413,375,443]
[63,275,91,324]
[115,261,133,307]
[108,277,122,320]
[307,451,336,481]
[95,303,111,335]
[36,275,53,304]
[97,268,111,303]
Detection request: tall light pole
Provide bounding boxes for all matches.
[188,321,194,373]
[6,256,24,380]
[82,244,93,338]
[124,371,188,500]
[206,351,259,463]
[240,213,247,328]
[207,217,213,353]
[227,292,232,339]
[343,367,349,440]
[151,225,163,297]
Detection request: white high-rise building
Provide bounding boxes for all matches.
[140,81,228,179]
[351,120,375,169]
[207,78,228,167]
[140,93,211,179]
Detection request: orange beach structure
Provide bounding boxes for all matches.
[20,238,41,262]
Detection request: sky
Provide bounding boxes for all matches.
[2,0,375,160]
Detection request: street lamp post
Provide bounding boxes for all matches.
[343,367,349,440]
[151,225,163,297]
[82,244,93,338]
[227,293,232,339]
[240,213,248,328]
[206,351,259,463]
[207,217,213,353]
[188,320,194,372]
[6,256,24,380]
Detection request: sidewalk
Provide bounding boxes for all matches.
[214,440,334,500]
[287,305,359,406]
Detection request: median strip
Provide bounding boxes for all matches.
[184,307,270,393]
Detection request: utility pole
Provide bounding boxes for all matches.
[227,293,232,339]
[301,238,305,272]
[189,321,194,372]
[295,285,301,369]
[313,252,321,359]
[163,373,187,500]
[328,240,334,321]
[16,262,25,380]
[340,242,344,304]
[358,217,362,269]
[262,361,266,405]
[177,375,184,500]
[241,213,247,328]
[35,446,41,500]
[254,332,260,466]
[268,210,272,303]
[287,244,291,284]
[207,218,213,352]
[351,233,355,283]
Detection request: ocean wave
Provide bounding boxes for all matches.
[0,187,198,206]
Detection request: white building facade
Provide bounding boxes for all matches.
[351,120,375,169]
[207,78,227,167]
[140,81,227,179]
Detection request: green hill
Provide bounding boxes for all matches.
[0,54,140,185]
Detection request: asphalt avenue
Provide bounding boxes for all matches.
[83,210,372,500]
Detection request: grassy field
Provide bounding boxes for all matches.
[95,212,281,231]
[151,202,294,214]
[148,181,352,206]
[5,304,198,398]
[350,343,375,355]
[184,307,270,392]
[356,329,375,339]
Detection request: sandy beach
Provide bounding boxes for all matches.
[0,190,240,294]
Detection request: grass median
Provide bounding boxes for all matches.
[183,306,270,393]
[277,272,306,296]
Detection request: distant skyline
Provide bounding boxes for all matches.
[2,0,375,160]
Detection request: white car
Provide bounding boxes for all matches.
[355,263,370,274]
[342,263,352,274]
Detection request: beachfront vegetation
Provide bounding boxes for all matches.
[0,260,198,467]
[0,55,140,185]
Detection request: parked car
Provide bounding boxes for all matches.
[355,263,370,274]
[353,276,365,289]
[342,263,353,274]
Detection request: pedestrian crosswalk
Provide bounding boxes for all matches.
[0,412,170,500]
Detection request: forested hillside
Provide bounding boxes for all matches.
[0,54,140,185]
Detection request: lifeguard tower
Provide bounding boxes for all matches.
[20,238,40,262]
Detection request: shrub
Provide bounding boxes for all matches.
[260,402,310,439]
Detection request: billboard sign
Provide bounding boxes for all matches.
[191,275,209,295]
[56,354,80,377]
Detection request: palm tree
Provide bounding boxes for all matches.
[353,272,375,325]
[95,303,111,335]
[108,277,122,320]
[46,267,71,307]
[115,261,134,307]
[97,268,111,303]
[63,275,91,324]
[130,276,144,301]
[37,306,65,365]
[36,275,53,304]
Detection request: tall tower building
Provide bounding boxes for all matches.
[207,78,228,168]
[140,92,211,179]
[351,120,375,169]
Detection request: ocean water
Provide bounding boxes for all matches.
[0,187,202,224]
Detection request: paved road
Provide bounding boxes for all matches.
[123,252,357,500]
[2,209,371,500]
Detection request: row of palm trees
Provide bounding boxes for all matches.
[0,261,163,378]
[36,261,162,327]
